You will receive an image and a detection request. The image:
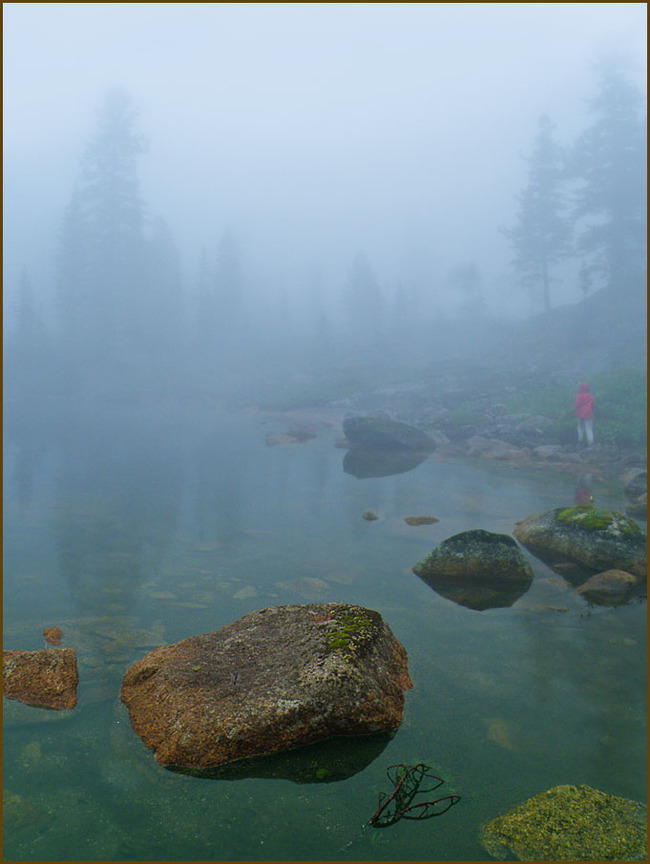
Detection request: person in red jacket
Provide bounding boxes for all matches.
[575,382,595,446]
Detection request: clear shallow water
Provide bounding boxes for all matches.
[3,402,646,861]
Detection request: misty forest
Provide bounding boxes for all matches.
[3,4,647,862]
[4,61,648,418]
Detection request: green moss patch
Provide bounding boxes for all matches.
[480,784,647,861]
[323,607,381,659]
[557,506,642,535]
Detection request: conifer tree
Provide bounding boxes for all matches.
[568,61,647,295]
[502,115,571,314]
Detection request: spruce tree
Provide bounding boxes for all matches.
[568,61,647,295]
[502,115,571,314]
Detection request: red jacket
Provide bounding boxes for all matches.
[575,384,595,419]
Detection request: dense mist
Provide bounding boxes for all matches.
[3,3,647,401]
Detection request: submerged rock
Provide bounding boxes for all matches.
[412,529,534,611]
[265,429,316,446]
[43,626,64,646]
[120,603,412,771]
[626,492,647,519]
[621,468,647,500]
[3,648,79,710]
[479,783,647,861]
[343,414,436,452]
[170,731,394,783]
[576,569,643,606]
[513,506,647,579]
[404,515,440,526]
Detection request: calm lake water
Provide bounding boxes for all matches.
[3,400,647,861]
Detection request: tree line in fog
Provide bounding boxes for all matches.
[5,59,646,399]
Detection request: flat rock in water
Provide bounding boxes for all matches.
[514,506,647,578]
[3,648,79,710]
[120,603,412,770]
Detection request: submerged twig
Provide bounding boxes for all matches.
[369,763,460,828]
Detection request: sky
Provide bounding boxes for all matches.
[3,3,647,324]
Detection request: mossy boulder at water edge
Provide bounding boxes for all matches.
[120,603,412,771]
[479,784,647,861]
[514,506,647,579]
[412,530,534,610]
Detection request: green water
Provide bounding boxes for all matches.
[3,402,646,861]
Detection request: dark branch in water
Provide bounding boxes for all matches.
[369,763,460,827]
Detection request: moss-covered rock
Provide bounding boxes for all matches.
[412,529,534,610]
[479,783,647,860]
[514,507,647,578]
[413,529,534,582]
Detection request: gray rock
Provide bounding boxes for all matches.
[412,529,534,610]
[343,414,436,452]
[533,445,564,459]
[626,493,647,519]
[121,603,412,770]
[622,468,647,500]
[466,436,527,460]
[514,506,647,578]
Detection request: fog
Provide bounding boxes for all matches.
[3,3,647,399]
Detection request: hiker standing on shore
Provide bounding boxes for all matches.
[575,382,595,446]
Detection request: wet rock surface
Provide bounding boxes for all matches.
[121,603,412,770]
[514,506,647,579]
[3,648,79,710]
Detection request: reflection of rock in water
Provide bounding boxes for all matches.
[418,575,532,610]
[343,447,429,479]
[167,732,394,783]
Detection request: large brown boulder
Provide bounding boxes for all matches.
[3,648,78,710]
[513,506,647,579]
[120,603,412,770]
